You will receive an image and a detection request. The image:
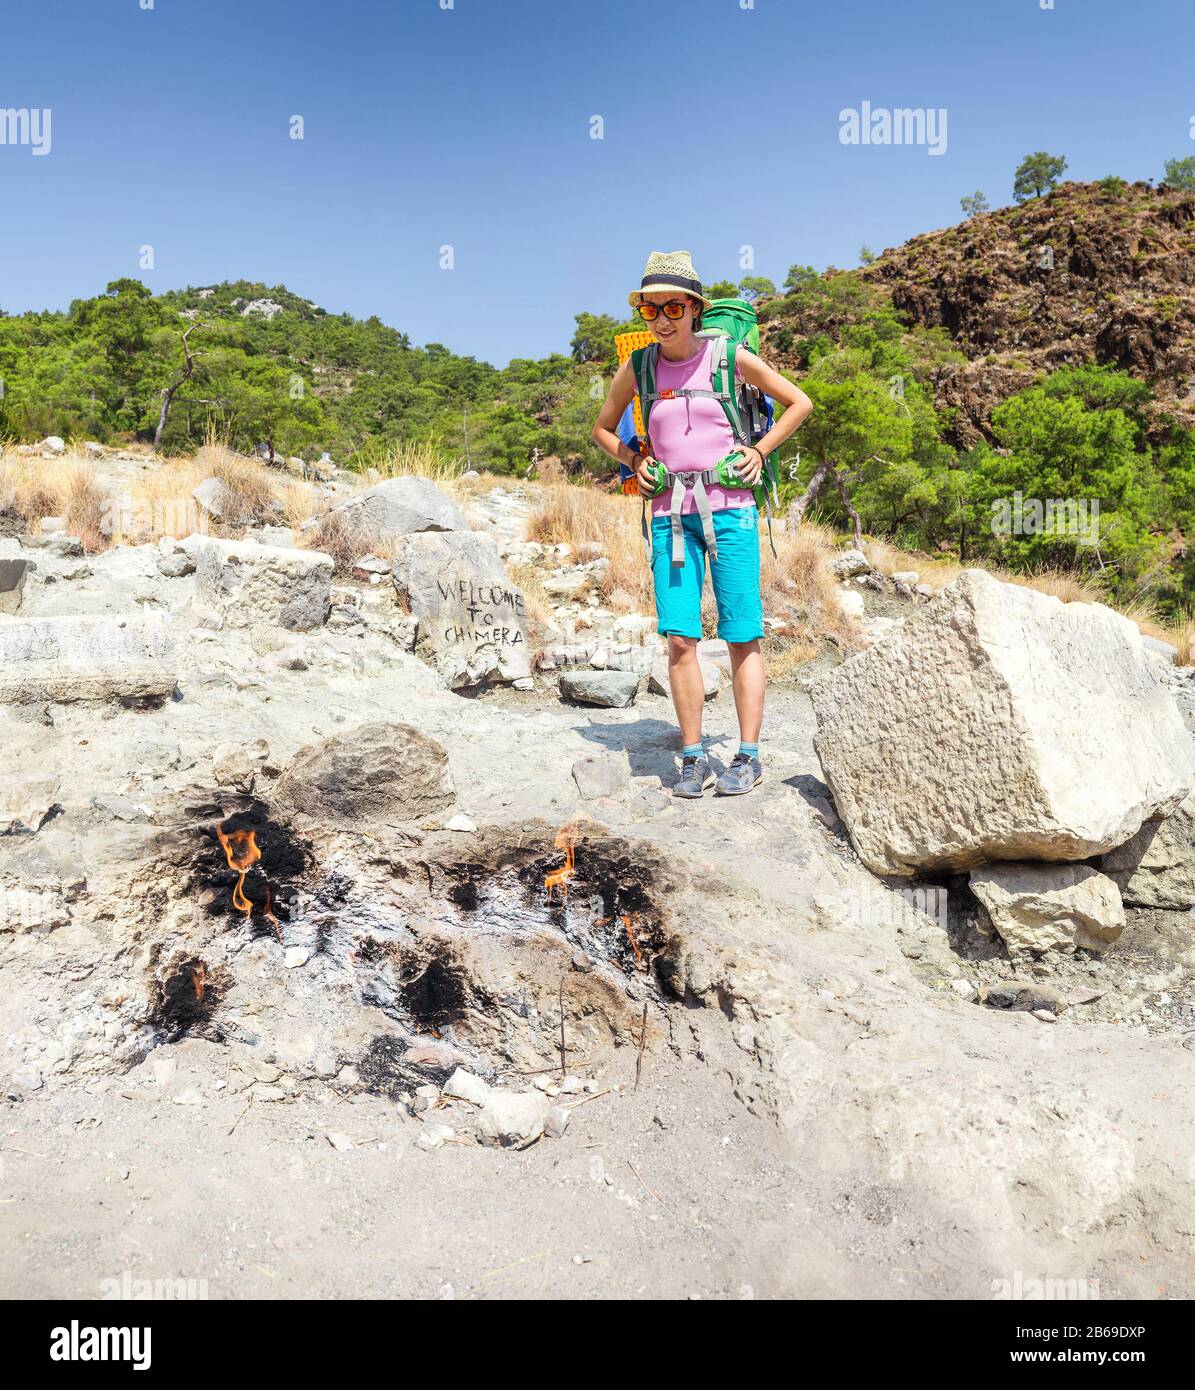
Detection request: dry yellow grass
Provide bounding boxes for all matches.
[199,444,286,528]
[111,446,326,545]
[760,519,861,673]
[0,441,331,549]
[302,507,402,573]
[120,455,211,542]
[598,514,653,611]
[452,469,524,502]
[1169,610,1195,665]
[0,452,115,550]
[526,459,621,543]
[767,520,858,638]
[864,535,1114,604]
[524,459,655,609]
[504,561,555,635]
[303,508,363,572]
[862,538,963,592]
[0,451,65,524]
[62,466,110,551]
[362,438,462,484]
[277,480,322,531]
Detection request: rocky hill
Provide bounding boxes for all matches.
[765,180,1195,447]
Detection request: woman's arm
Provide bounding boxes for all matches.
[591,357,653,490]
[732,348,813,486]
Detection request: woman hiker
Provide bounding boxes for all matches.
[592,250,813,797]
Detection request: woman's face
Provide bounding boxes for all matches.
[641,291,699,347]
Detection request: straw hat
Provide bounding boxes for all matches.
[628,249,713,311]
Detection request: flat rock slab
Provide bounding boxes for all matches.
[190,536,333,631]
[559,670,640,708]
[1100,790,1195,909]
[390,530,530,689]
[272,720,455,830]
[697,638,731,673]
[18,533,82,557]
[571,754,629,800]
[0,614,176,704]
[811,569,1195,875]
[969,862,1126,955]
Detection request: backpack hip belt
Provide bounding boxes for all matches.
[631,324,779,569]
[666,469,721,565]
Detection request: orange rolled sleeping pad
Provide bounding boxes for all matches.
[615,330,654,496]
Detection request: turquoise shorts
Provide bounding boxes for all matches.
[651,506,764,643]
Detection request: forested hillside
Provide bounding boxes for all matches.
[0,278,602,471]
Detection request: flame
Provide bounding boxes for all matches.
[191,962,206,1003]
[544,842,575,900]
[544,814,589,901]
[593,912,648,972]
[216,820,281,941]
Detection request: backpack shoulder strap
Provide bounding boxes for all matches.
[630,343,660,441]
[708,337,750,445]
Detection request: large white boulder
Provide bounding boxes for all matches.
[332,476,468,545]
[189,536,332,631]
[390,530,530,689]
[810,569,1195,875]
[0,614,176,704]
[969,863,1126,955]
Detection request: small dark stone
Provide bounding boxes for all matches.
[979,979,1069,1015]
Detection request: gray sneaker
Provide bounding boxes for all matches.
[673,754,715,798]
[715,752,763,796]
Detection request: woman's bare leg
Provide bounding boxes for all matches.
[667,634,705,746]
[727,638,764,745]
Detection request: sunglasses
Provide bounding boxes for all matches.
[637,300,691,322]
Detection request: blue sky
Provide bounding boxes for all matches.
[0,0,1192,367]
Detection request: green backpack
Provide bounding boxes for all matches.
[630,298,779,566]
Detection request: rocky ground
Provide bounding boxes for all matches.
[2,468,1194,1301]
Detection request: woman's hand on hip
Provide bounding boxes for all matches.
[634,454,656,493]
[735,447,764,487]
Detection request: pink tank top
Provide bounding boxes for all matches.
[646,339,755,517]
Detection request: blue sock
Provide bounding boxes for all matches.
[739,741,759,759]
[682,742,703,759]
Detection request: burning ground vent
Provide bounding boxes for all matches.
[137,808,680,1090]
